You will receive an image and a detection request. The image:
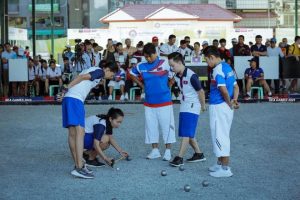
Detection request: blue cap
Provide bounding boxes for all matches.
[270,38,277,43]
[248,57,258,63]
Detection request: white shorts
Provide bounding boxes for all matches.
[108,80,125,88]
[144,105,176,144]
[209,102,234,157]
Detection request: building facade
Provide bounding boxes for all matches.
[8,0,68,40]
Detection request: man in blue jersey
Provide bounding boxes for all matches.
[244,57,272,99]
[203,46,239,178]
[130,43,176,161]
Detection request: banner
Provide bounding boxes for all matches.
[230,28,273,44]
[9,59,28,82]
[8,27,28,41]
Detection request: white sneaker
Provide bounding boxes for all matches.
[208,164,222,172]
[141,93,145,100]
[124,93,129,100]
[108,95,113,100]
[146,148,161,159]
[268,92,272,97]
[163,149,171,161]
[71,168,94,179]
[120,95,125,101]
[209,167,233,178]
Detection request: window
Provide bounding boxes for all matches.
[284,14,294,27]
[31,16,64,29]
[8,17,27,28]
[8,0,19,13]
[36,0,60,4]
[28,0,60,13]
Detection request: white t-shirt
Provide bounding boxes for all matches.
[34,63,41,70]
[267,47,284,58]
[155,46,160,55]
[178,47,192,57]
[160,43,179,55]
[47,67,62,78]
[191,50,202,58]
[38,67,48,80]
[64,67,104,102]
[114,52,128,65]
[85,116,106,134]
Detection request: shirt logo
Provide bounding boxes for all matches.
[183,80,188,84]
[226,71,234,78]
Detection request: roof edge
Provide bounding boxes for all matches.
[99,8,121,23]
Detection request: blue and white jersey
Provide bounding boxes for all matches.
[244,67,264,80]
[114,68,126,81]
[65,67,104,102]
[174,68,202,104]
[130,57,173,107]
[175,68,203,114]
[210,62,237,105]
[85,115,109,140]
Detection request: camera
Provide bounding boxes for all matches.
[75,39,82,43]
[73,38,85,66]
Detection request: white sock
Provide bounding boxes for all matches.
[247,92,251,96]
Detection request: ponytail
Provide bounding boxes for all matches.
[96,107,124,134]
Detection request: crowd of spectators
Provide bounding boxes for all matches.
[0,34,299,100]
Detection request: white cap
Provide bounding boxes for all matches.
[202,41,208,45]
[231,38,237,43]
[130,58,138,64]
[65,45,71,48]
[113,40,118,45]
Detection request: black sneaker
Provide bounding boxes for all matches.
[186,153,206,163]
[244,94,251,100]
[85,159,105,168]
[169,156,183,167]
[83,153,89,162]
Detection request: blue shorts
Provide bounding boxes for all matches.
[84,133,94,150]
[178,112,199,138]
[62,97,85,128]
